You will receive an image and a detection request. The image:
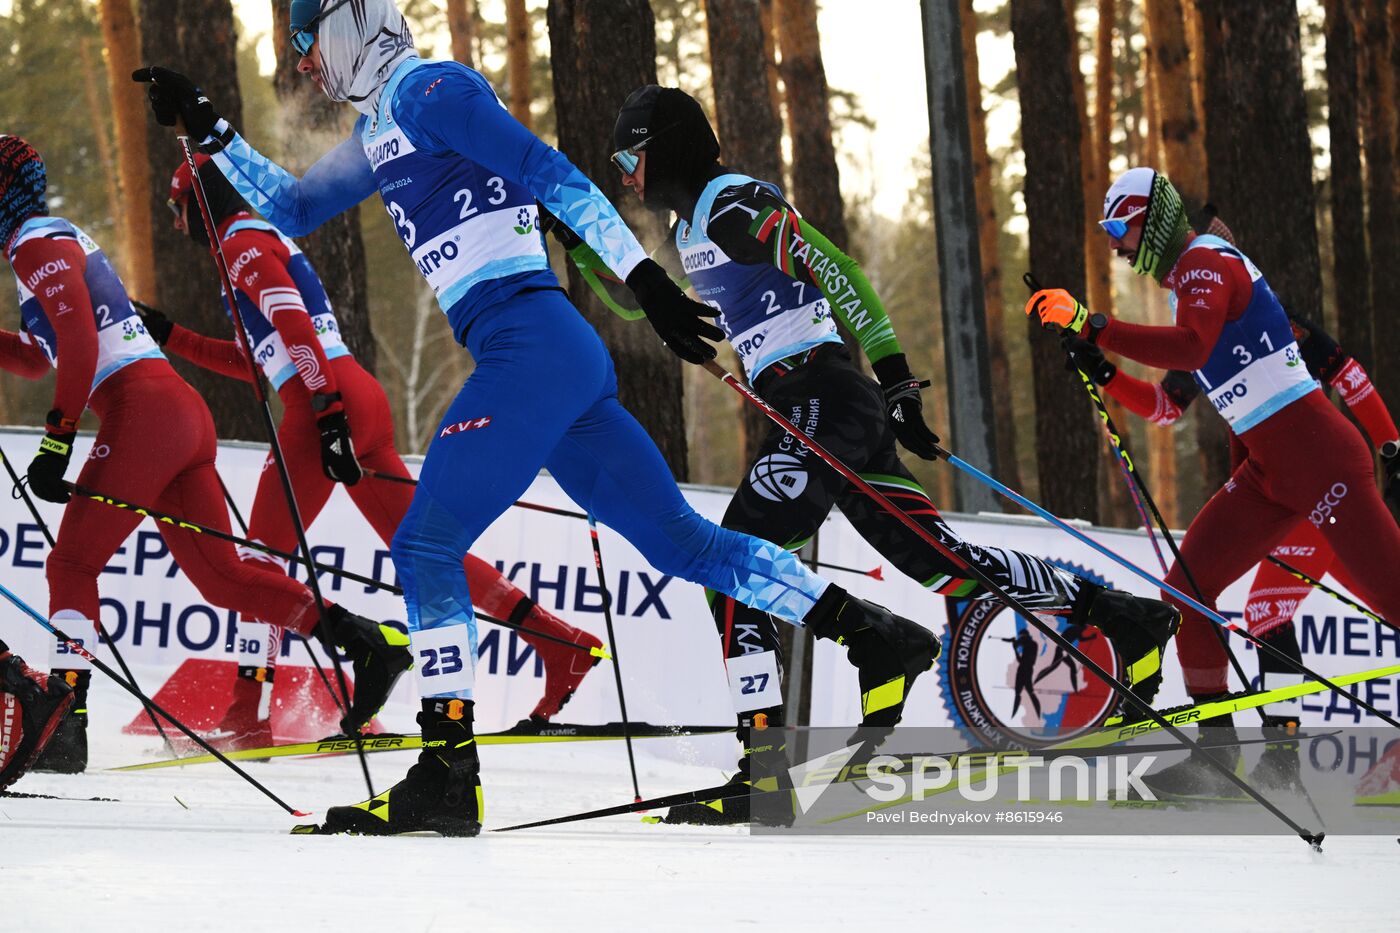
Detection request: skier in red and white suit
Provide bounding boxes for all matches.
[0,135,410,770]
[1030,168,1400,794]
[146,157,601,746]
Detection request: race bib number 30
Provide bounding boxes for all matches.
[411,623,476,697]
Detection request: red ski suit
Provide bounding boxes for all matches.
[162,214,590,673]
[1107,322,1396,646]
[1098,237,1400,695]
[0,218,322,641]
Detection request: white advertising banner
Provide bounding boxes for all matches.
[0,427,1393,755]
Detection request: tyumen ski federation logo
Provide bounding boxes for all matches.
[748,453,808,502]
[939,561,1121,748]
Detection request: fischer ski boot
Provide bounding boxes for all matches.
[317,604,413,736]
[806,587,940,728]
[31,669,89,774]
[204,669,273,752]
[297,698,483,837]
[663,709,791,826]
[511,599,604,723]
[1139,712,1245,800]
[1070,585,1179,710]
[0,650,76,791]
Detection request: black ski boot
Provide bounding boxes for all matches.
[298,699,483,836]
[1070,585,1179,709]
[31,669,88,774]
[1250,715,1304,793]
[806,587,940,728]
[1139,711,1244,800]
[0,651,76,791]
[317,605,413,735]
[663,708,790,826]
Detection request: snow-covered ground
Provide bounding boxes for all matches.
[4,717,1394,932]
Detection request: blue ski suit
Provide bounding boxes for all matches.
[210,59,828,699]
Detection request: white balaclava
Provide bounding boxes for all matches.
[316,0,418,116]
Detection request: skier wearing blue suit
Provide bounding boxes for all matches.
[135,0,938,837]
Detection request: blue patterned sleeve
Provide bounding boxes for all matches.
[210,124,376,237]
[403,68,649,279]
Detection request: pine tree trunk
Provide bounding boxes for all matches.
[1191,0,1238,498]
[706,0,784,465]
[1066,0,1127,526]
[100,0,157,304]
[1362,1,1400,399]
[79,37,123,258]
[1207,1,1324,322]
[546,0,690,479]
[774,0,846,247]
[446,0,479,68]
[1011,0,1100,523]
[506,0,532,130]
[1325,0,1372,362]
[960,0,1022,494]
[1144,0,1205,528]
[138,0,262,440]
[1144,0,1207,205]
[269,2,375,372]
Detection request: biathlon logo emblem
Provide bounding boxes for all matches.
[938,561,1121,748]
[440,416,493,439]
[748,453,808,501]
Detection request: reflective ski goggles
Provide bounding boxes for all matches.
[609,122,678,176]
[1099,205,1147,241]
[610,144,643,176]
[290,0,353,57]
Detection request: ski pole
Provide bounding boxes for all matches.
[1267,556,1390,627]
[0,443,178,755]
[1025,278,1392,737]
[700,359,1321,847]
[72,480,398,591]
[70,478,608,660]
[587,515,641,801]
[1025,271,1261,721]
[809,560,883,579]
[360,468,592,521]
[938,449,1400,732]
[176,136,374,799]
[0,578,308,816]
[213,467,348,718]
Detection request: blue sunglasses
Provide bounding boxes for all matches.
[290,0,352,57]
[1099,205,1146,241]
[609,122,679,176]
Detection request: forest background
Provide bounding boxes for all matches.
[0,0,1393,532]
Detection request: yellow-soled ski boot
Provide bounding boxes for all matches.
[299,699,482,837]
[317,604,413,736]
[1071,585,1179,709]
[806,587,940,728]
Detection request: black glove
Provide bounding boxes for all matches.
[136,304,173,346]
[315,400,362,486]
[624,259,724,364]
[1061,335,1117,386]
[871,354,942,460]
[27,418,74,504]
[131,66,221,142]
[1381,441,1400,512]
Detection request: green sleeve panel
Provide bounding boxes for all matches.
[747,206,903,364]
[566,240,646,321]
